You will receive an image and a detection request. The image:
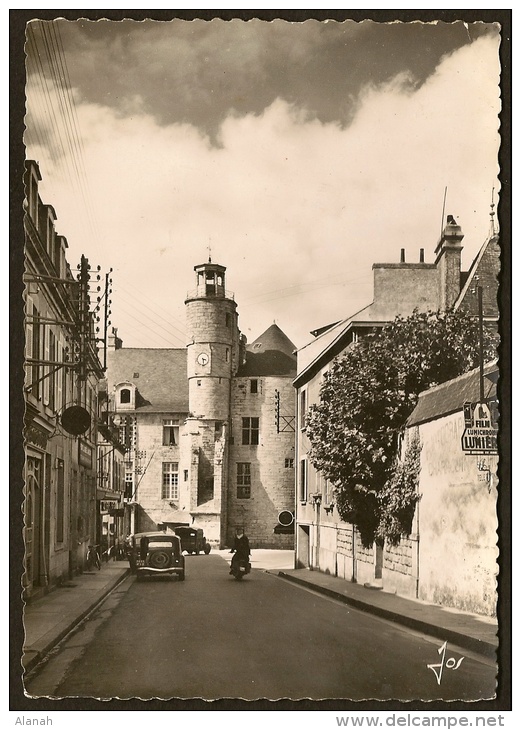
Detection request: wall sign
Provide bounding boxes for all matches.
[100,500,118,512]
[78,439,94,468]
[461,402,498,455]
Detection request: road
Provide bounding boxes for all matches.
[25,551,497,701]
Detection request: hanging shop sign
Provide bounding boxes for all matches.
[461,402,498,455]
[100,500,118,512]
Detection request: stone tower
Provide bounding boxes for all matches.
[185,261,240,417]
[184,261,241,545]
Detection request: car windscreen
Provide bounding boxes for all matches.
[146,540,175,549]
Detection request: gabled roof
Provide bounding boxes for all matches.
[108,348,189,412]
[407,361,498,427]
[453,233,500,318]
[238,324,297,377]
[294,301,391,387]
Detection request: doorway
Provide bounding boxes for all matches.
[297,524,310,569]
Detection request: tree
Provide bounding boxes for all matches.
[305,309,498,547]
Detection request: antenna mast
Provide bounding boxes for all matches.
[440,186,448,238]
[489,187,497,235]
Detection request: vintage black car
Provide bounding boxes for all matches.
[173,526,211,555]
[128,532,185,581]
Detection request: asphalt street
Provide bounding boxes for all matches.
[24,552,497,701]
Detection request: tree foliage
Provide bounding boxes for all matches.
[305,309,498,547]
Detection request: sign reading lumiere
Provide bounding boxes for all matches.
[461,401,498,455]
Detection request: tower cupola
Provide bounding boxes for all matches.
[193,261,228,299]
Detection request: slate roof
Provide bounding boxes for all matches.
[453,233,500,318]
[108,348,189,412]
[407,361,498,427]
[238,324,297,377]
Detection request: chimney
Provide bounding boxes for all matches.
[107,326,123,350]
[419,248,425,263]
[400,248,406,263]
[435,215,464,311]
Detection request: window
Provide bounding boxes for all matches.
[285,458,294,469]
[54,236,61,275]
[120,388,131,404]
[49,330,56,410]
[226,312,231,327]
[55,459,64,542]
[299,459,308,502]
[163,419,179,446]
[237,463,251,499]
[242,417,259,445]
[124,472,134,500]
[324,477,332,505]
[226,348,230,362]
[250,379,258,394]
[162,462,179,500]
[31,305,41,399]
[300,390,307,429]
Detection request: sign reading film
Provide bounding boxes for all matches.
[100,500,118,512]
[461,402,498,455]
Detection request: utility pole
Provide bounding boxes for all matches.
[103,271,110,371]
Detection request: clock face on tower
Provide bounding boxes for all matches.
[197,352,209,366]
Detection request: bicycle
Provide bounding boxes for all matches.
[86,544,101,571]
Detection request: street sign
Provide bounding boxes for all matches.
[461,402,498,455]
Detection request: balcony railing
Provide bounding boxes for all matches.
[186,287,235,301]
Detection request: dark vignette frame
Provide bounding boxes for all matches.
[9,7,512,714]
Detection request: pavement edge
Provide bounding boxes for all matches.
[22,568,131,675]
[276,570,497,661]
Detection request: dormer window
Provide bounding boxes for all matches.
[116,382,136,410]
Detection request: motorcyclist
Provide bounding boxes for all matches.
[229,527,250,574]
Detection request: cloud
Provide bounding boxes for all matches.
[26,32,501,349]
[36,18,495,142]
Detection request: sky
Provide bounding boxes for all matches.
[22,15,503,351]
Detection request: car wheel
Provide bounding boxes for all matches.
[178,572,185,581]
[204,544,211,555]
[148,550,171,569]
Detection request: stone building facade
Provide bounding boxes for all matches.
[23,160,108,598]
[294,215,500,610]
[105,260,296,548]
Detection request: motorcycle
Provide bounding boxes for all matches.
[230,557,251,580]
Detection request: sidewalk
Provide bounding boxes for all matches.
[22,560,130,674]
[274,568,498,660]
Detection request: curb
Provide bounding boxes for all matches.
[277,571,497,661]
[23,568,131,674]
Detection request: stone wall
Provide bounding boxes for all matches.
[228,375,295,548]
[414,412,498,616]
[372,263,439,314]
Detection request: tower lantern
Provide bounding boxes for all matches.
[194,262,227,298]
